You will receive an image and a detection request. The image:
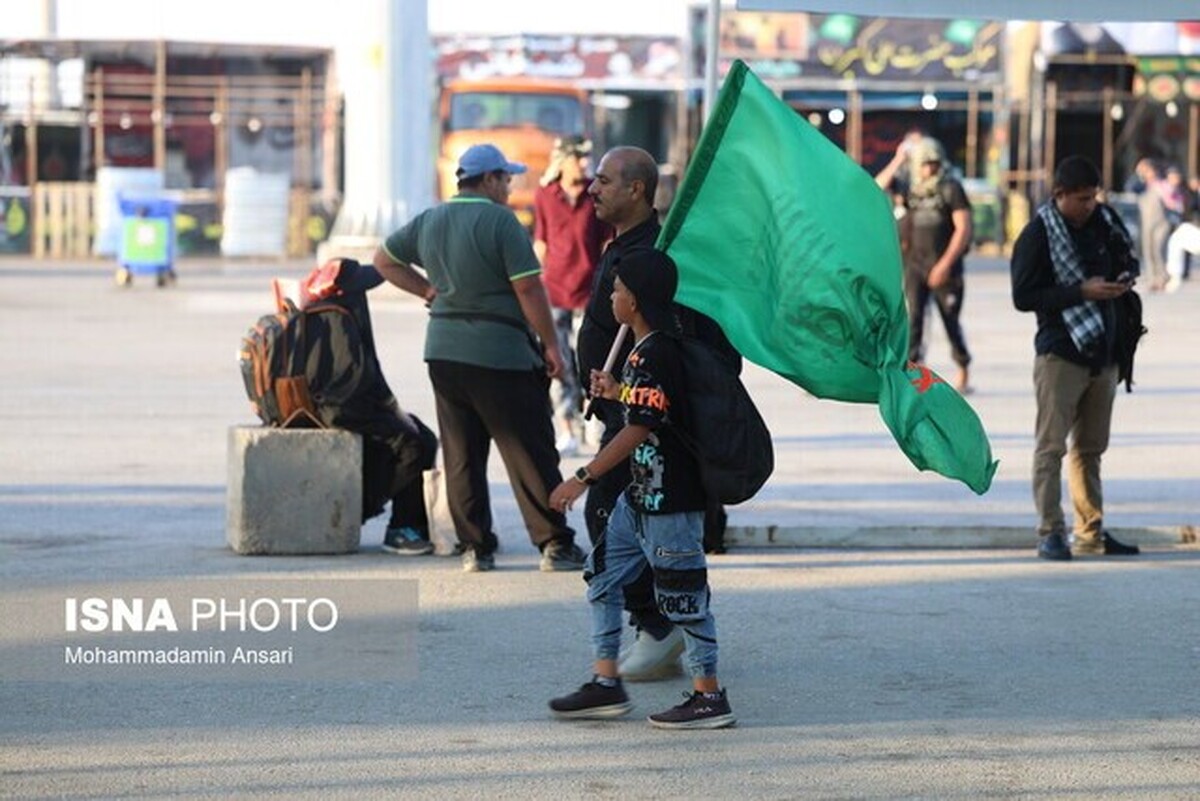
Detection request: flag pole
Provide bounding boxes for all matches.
[583,323,629,420]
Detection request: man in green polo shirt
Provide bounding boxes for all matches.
[373,143,586,574]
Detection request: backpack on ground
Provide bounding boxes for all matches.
[675,335,774,505]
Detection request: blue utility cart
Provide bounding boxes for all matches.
[115,194,178,287]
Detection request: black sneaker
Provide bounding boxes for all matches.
[382,526,434,556]
[648,689,736,730]
[540,540,586,572]
[1074,531,1140,556]
[1037,531,1072,561]
[549,677,632,719]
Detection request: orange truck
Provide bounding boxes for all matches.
[437,78,590,228]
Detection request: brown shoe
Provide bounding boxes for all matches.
[954,367,972,395]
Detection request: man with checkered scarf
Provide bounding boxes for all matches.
[1010,156,1142,561]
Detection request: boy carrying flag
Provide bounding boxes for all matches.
[547,248,735,730]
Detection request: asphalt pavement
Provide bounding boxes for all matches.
[1,256,1197,799]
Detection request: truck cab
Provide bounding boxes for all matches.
[438,78,589,228]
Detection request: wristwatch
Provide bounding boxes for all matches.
[574,465,597,486]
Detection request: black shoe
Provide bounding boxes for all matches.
[1037,531,1072,561]
[648,688,736,730]
[540,540,586,572]
[382,526,434,556]
[549,677,632,719]
[1074,531,1140,556]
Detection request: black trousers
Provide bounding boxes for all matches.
[362,414,438,534]
[428,360,575,556]
[905,267,971,368]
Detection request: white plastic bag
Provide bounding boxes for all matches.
[422,468,457,556]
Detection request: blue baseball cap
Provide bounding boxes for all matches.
[456,144,528,179]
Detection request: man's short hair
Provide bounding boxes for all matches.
[1054,156,1102,193]
[457,169,505,191]
[616,149,659,208]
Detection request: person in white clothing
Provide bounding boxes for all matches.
[1165,222,1200,293]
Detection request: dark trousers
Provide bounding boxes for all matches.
[905,267,971,367]
[584,399,673,640]
[362,414,438,534]
[428,360,574,556]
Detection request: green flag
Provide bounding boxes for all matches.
[658,60,997,494]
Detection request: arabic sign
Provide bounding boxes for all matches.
[433,34,683,83]
[697,10,1002,83]
[812,16,1002,81]
[1135,56,1200,102]
[737,0,1199,22]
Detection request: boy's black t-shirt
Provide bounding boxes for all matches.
[619,332,706,515]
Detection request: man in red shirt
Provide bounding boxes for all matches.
[534,136,612,456]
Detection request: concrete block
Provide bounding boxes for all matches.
[226,427,362,555]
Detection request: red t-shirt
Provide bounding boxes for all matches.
[533,183,611,310]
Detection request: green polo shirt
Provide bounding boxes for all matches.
[382,193,544,370]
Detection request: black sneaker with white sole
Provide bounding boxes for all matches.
[647,689,736,730]
[540,540,586,572]
[382,526,434,556]
[549,678,632,720]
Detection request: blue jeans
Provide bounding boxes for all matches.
[585,494,718,678]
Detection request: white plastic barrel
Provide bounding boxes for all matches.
[221,168,290,257]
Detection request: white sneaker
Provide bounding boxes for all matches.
[1165,275,1183,293]
[618,628,684,682]
[556,433,579,457]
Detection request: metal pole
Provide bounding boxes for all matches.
[1044,80,1057,192]
[1030,57,1046,203]
[40,0,60,109]
[27,77,40,257]
[321,57,340,209]
[1017,101,1030,197]
[966,88,978,179]
[26,78,38,190]
[848,89,862,163]
[1102,86,1114,191]
[93,68,105,173]
[702,0,720,123]
[215,77,228,210]
[1189,103,1198,182]
[153,40,166,172]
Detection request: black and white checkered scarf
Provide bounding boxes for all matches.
[1036,201,1131,354]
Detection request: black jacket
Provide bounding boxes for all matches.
[1010,206,1137,369]
[575,216,662,424]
